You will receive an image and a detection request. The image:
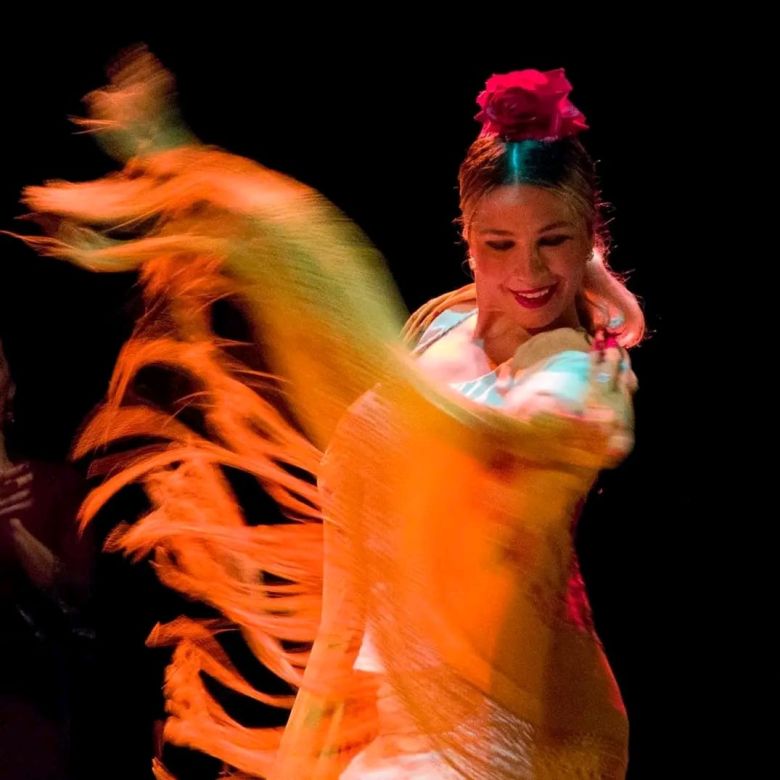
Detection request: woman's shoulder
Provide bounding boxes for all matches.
[416,307,475,348]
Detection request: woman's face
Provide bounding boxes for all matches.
[467,184,591,334]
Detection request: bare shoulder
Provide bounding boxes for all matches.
[417,315,489,383]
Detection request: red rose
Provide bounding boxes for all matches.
[475,68,588,141]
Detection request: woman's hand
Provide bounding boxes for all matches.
[0,464,33,519]
[583,336,637,461]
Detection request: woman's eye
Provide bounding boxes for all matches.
[485,240,515,251]
[538,235,572,247]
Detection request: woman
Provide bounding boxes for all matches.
[272,68,643,780]
[0,337,93,779]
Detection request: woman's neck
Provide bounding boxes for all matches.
[473,311,531,366]
[474,307,582,366]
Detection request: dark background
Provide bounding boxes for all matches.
[0,21,713,778]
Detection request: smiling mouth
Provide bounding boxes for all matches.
[509,283,558,309]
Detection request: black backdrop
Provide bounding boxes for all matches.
[0,21,714,778]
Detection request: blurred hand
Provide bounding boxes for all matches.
[0,463,33,519]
